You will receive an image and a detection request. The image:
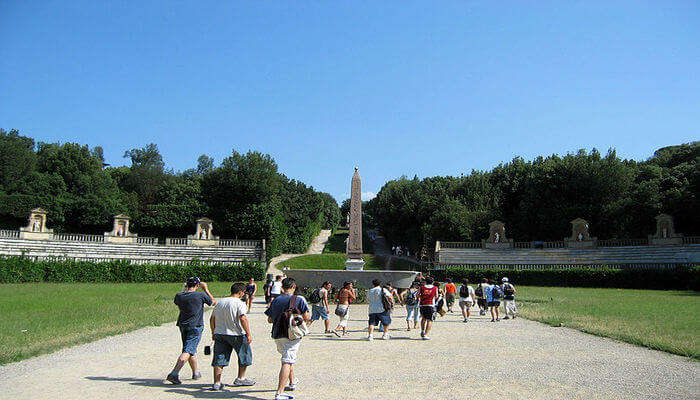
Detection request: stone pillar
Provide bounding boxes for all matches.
[482,220,513,249]
[565,218,597,248]
[19,208,53,240]
[649,214,683,245]
[345,166,365,270]
[104,214,137,243]
[187,217,219,246]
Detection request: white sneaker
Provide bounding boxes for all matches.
[284,379,298,391]
[275,394,294,400]
[381,334,390,340]
[367,335,374,341]
[233,377,256,387]
[422,335,431,340]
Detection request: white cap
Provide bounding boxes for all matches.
[502,277,509,282]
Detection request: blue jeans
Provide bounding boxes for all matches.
[179,326,203,355]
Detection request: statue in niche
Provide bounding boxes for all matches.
[495,232,501,243]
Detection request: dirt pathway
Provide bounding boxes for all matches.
[0,300,697,399]
[266,229,332,276]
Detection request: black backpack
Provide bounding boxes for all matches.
[405,290,418,306]
[308,288,322,304]
[459,285,470,298]
[474,284,483,297]
[503,284,515,296]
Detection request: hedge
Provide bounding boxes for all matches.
[432,266,700,291]
[0,256,265,284]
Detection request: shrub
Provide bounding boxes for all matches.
[0,256,265,284]
[431,265,700,291]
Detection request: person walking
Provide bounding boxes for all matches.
[269,275,283,302]
[444,279,457,313]
[263,277,273,306]
[486,279,503,322]
[264,278,310,400]
[308,281,337,336]
[458,278,477,322]
[166,277,216,385]
[402,283,420,331]
[209,282,255,391]
[475,278,489,316]
[418,276,438,340]
[366,279,393,341]
[501,277,517,319]
[245,278,257,313]
[378,282,401,332]
[333,281,356,336]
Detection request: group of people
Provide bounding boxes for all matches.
[166,273,517,399]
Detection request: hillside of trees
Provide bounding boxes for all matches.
[0,129,340,258]
[366,142,699,255]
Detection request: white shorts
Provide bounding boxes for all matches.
[337,305,350,327]
[275,338,302,364]
[459,298,474,307]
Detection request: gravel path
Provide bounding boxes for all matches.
[0,301,697,400]
[266,229,332,276]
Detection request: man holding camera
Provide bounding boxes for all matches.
[166,277,216,385]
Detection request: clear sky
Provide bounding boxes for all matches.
[1,1,698,201]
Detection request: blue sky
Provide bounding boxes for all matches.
[1,1,698,202]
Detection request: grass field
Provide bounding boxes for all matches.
[0,282,255,365]
[278,253,384,270]
[517,286,700,359]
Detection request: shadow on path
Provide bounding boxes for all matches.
[85,376,274,399]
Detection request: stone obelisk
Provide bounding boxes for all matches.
[345,166,365,270]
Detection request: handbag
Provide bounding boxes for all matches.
[334,305,347,317]
[286,295,310,340]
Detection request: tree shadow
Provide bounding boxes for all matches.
[84,376,274,399]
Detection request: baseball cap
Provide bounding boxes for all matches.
[186,276,201,287]
[502,277,509,282]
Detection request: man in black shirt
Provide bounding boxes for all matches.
[166,276,216,385]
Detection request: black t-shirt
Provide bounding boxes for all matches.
[174,291,213,328]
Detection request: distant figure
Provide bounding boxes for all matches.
[402,283,420,331]
[444,279,457,313]
[419,276,438,340]
[166,277,216,385]
[244,278,257,313]
[308,281,337,336]
[458,278,476,323]
[501,277,517,320]
[333,281,356,336]
[209,282,255,391]
[366,279,393,340]
[475,278,489,316]
[269,275,283,301]
[263,278,273,306]
[485,280,503,322]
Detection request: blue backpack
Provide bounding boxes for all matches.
[491,285,503,300]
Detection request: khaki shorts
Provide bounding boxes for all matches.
[459,299,474,308]
[275,338,302,364]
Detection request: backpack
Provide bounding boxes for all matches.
[380,288,393,311]
[275,295,309,340]
[503,284,515,297]
[474,284,483,297]
[405,290,418,306]
[491,285,503,300]
[308,288,322,304]
[459,285,470,298]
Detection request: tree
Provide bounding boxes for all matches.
[196,155,214,175]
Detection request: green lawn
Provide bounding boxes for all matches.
[322,227,374,254]
[517,286,700,359]
[0,282,255,365]
[278,253,384,270]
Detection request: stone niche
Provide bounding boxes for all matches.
[649,214,683,245]
[565,218,597,248]
[19,208,53,240]
[187,217,219,246]
[482,220,514,249]
[104,214,137,244]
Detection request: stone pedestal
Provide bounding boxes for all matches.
[104,214,137,244]
[648,214,683,246]
[187,217,219,246]
[19,208,53,240]
[345,258,365,270]
[565,218,597,248]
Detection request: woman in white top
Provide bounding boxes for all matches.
[458,278,477,322]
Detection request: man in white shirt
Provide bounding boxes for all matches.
[209,283,255,391]
[458,278,477,323]
[366,279,393,341]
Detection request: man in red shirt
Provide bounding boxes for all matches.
[418,276,438,340]
[443,279,457,313]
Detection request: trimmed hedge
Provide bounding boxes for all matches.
[0,256,265,283]
[432,266,700,291]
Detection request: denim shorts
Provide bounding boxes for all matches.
[368,311,391,327]
[311,304,329,321]
[405,305,420,322]
[179,325,204,355]
[212,334,253,367]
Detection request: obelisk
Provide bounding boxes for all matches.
[345,166,365,270]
